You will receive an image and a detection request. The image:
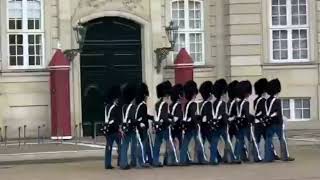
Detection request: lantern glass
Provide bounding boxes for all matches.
[165,21,179,48]
[73,23,87,49]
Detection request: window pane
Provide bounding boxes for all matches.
[292,40,299,48]
[280,6,286,15]
[273,50,280,59]
[10,46,16,55]
[295,109,303,119]
[17,56,23,65]
[273,31,280,39]
[10,57,17,66]
[272,0,279,5]
[292,5,298,15]
[292,0,298,4]
[29,56,35,65]
[282,99,290,108]
[273,41,280,49]
[303,109,310,119]
[301,50,308,59]
[280,0,286,5]
[280,16,287,25]
[281,40,287,48]
[303,99,310,108]
[272,17,279,25]
[293,50,299,59]
[281,50,288,59]
[292,16,299,25]
[295,99,302,108]
[283,110,291,119]
[272,6,279,15]
[292,30,299,39]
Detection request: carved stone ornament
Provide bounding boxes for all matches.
[78,0,143,11]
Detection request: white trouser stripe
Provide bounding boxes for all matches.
[282,124,290,157]
[197,125,208,161]
[136,129,145,164]
[250,125,262,160]
[168,126,178,163]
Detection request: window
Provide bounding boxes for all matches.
[171,0,204,64]
[281,98,311,121]
[7,0,44,69]
[270,0,309,62]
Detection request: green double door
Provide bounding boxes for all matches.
[80,17,142,137]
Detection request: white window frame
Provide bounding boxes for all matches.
[170,0,205,65]
[281,98,311,121]
[6,0,45,69]
[269,0,310,63]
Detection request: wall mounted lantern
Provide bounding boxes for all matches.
[154,21,179,73]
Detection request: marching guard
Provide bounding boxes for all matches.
[234,81,261,162]
[264,79,295,162]
[102,85,122,169]
[135,83,154,165]
[119,83,141,169]
[199,81,214,164]
[253,78,280,161]
[212,79,240,164]
[180,80,207,165]
[152,81,179,167]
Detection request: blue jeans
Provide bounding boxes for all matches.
[180,129,207,164]
[265,124,289,162]
[104,133,120,168]
[153,128,178,166]
[235,127,261,161]
[119,131,137,168]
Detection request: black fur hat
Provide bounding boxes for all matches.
[237,80,252,99]
[105,85,121,104]
[267,78,281,96]
[136,82,149,103]
[184,80,198,101]
[156,82,165,98]
[171,84,184,103]
[162,80,172,96]
[254,78,268,96]
[200,81,213,100]
[228,80,239,100]
[122,83,136,104]
[213,79,228,99]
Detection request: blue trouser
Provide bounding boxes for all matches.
[209,129,224,164]
[105,133,121,168]
[153,128,178,166]
[255,124,278,159]
[119,131,138,168]
[140,130,153,164]
[220,127,237,163]
[180,129,207,164]
[235,127,261,161]
[265,124,289,162]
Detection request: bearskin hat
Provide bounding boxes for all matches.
[162,80,173,96]
[136,82,149,103]
[212,79,228,99]
[184,80,198,101]
[199,81,213,100]
[267,78,281,96]
[122,83,136,104]
[237,80,252,99]
[105,84,121,104]
[228,80,239,100]
[254,78,268,96]
[171,84,184,102]
[156,82,165,98]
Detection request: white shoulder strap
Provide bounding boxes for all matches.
[171,102,179,116]
[135,101,146,120]
[183,101,193,121]
[266,97,277,116]
[200,101,209,115]
[237,100,246,118]
[228,100,235,116]
[212,100,223,119]
[122,103,133,123]
[155,101,165,122]
[105,104,116,123]
[254,97,263,115]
